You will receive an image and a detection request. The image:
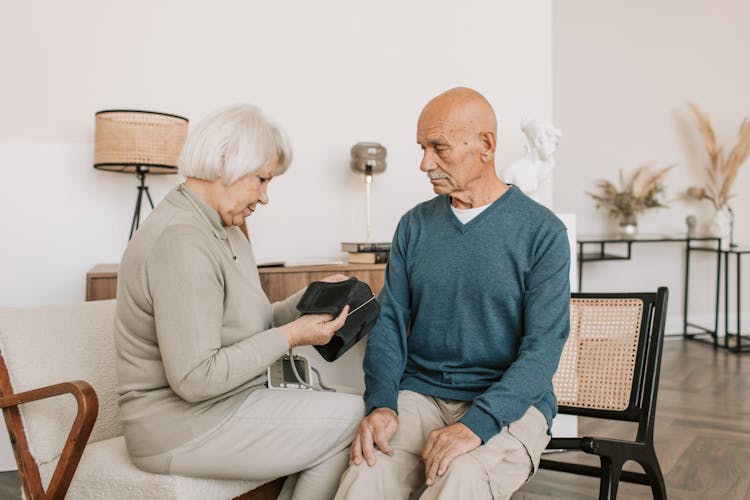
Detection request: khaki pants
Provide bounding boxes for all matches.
[134,388,364,500]
[335,390,549,500]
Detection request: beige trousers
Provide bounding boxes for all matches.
[334,390,550,500]
[134,388,364,500]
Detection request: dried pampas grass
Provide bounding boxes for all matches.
[685,102,750,209]
[588,163,674,218]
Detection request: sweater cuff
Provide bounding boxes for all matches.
[271,287,307,327]
[250,327,291,366]
[459,406,503,444]
[364,389,399,416]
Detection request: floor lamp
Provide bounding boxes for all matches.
[350,142,387,243]
[94,109,188,240]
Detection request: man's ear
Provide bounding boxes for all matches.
[479,130,496,163]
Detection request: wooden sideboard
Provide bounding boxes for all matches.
[257,263,386,302]
[86,264,120,301]
[86,263,386,302]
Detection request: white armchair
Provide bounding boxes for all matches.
[0,300,282,499]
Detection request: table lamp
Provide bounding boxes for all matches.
[350,142,387,243]
[94,109,189,239]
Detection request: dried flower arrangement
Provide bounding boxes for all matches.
[588,164,674,219]
[684,102,750,209]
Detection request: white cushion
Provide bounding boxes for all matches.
[39,436,262,500]
[1,301,271,497]
[0,301,122,464]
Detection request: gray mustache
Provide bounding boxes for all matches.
[427,172,449,180]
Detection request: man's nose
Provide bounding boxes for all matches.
[419,151,436,172]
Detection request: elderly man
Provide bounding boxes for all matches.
[335,87,570,500]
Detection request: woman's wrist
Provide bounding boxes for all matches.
[279,323,297,348]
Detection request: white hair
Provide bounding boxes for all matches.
[178,104,292,185]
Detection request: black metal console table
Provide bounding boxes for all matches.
[723,246,750,353]
[577,234,722,347]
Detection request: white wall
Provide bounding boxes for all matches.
[0,0,553,307]
[552,0,750,331]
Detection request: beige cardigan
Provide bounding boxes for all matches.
[115,185,303,458]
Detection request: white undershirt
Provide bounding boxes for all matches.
[450,203,491,224]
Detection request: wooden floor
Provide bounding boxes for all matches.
[515,339,750,500]
[0,340,747,499]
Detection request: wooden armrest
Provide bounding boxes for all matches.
[0,380,96,409]
[0,380,98,500]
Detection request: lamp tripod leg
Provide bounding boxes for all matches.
[144,186,155,209]
[129,186,144,240]
[129,169,155,241]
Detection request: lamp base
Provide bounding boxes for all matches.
[129,167,155,240]
[364,172,372,244]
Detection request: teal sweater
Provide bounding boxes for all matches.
[363,186,570,443]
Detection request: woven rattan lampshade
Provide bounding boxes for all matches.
[94,110,188,174]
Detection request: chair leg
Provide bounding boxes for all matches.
[598,456,623,500]
[641,457,667,500]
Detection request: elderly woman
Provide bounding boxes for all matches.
[114,104,364,499]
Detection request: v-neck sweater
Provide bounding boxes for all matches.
[363,186,571,443]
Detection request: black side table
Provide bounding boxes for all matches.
[685,240,723,348]
[723,246,750,353]
[577,234,722,346]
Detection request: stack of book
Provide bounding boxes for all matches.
[341,241,391,264]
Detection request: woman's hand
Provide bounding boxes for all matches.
[318,274,350,283]
[280,274,350,346]
[280,305,349,347]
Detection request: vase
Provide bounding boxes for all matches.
[617,213,638,237]
[708,206,732,249]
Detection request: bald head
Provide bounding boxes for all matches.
[419,87,497,139]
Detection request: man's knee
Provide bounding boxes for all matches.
[335,457,386,499]
[348,447,402,475]
[421,455,491,500]
[434,444,532,499]
[342,459,383,480]
[440,455,484,483]
[336,450,423,500]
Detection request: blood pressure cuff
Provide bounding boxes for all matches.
[296,278,380,362]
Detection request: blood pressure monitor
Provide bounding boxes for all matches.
[267,354,312,390]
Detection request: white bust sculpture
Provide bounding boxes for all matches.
[502,118,562,206]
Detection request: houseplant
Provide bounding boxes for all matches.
[684,102,750,246]
[588,163,674,236]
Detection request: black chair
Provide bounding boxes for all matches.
[540,287,669,499]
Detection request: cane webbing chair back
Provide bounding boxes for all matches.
[553,297,647,414]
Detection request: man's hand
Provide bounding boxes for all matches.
[350,408,399,467]
[422,423,481,486]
